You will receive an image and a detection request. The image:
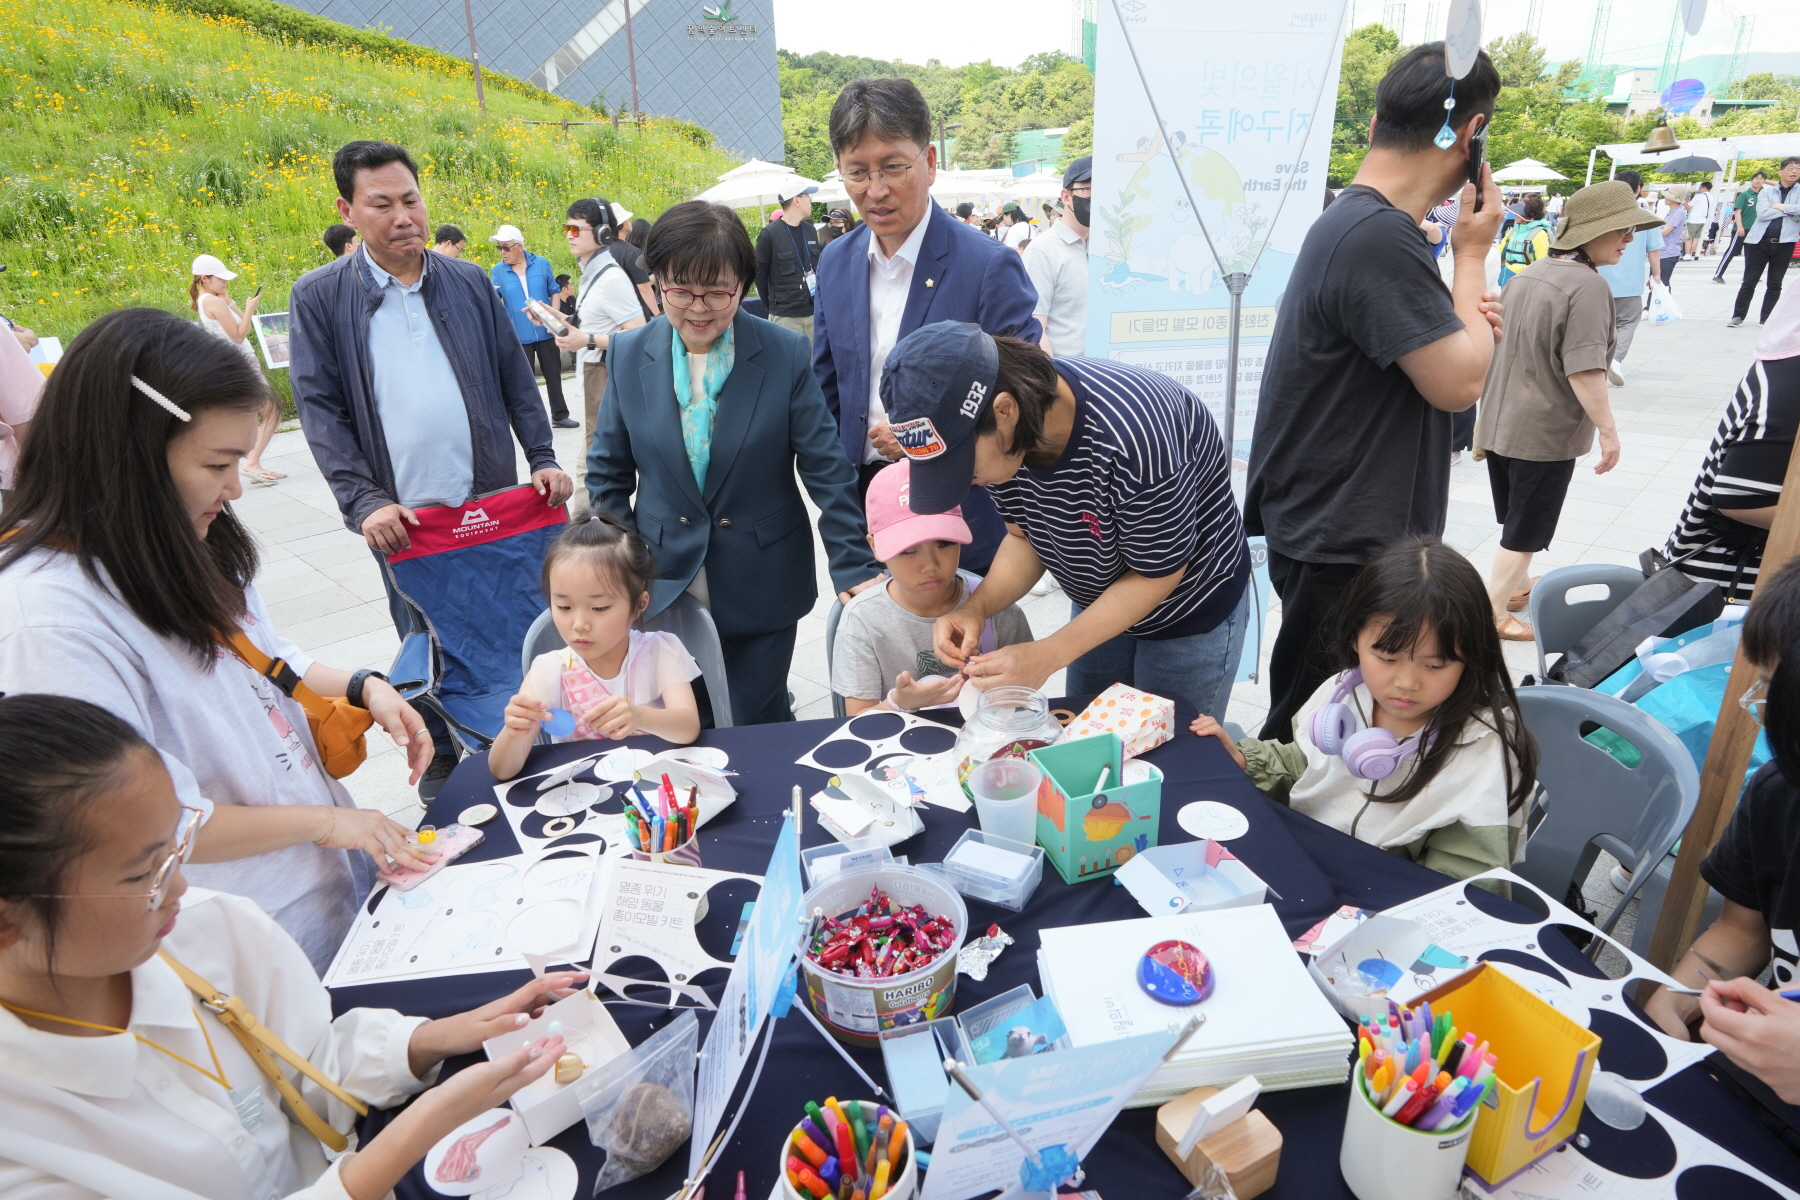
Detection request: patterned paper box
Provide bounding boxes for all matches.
[1064,684,1176,758]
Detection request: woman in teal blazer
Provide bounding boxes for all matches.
[586,201,881,724]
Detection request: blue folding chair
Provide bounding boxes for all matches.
[385,486,566,755]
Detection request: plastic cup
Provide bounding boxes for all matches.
[969,756,1041,847]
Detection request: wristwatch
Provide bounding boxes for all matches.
[587,332,597,351]
[346,669,387,710]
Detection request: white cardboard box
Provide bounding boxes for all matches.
[1114,840,1267,917]
[481,990,630,1143]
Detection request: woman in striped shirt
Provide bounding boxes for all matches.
[1665,290,1800,616]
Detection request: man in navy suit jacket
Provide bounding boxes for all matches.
[812,76,1040,574]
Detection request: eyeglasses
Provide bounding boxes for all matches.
[1741,679,1769,727]
[840,147,927,189]
[1069,185,1093,198]
[662,286,738,311]
[563,222,593,238]
[28,805,203,912]
[496,242,522,252]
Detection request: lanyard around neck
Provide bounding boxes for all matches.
[1,999,232,1091]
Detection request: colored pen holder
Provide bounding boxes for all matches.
[625,794,703,868]
[1412,962,1599,1188]
[780,1101,918,1200]
[1339,1069,1475,1200]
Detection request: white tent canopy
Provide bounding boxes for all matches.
[1590,133,1800,181]
[694,164,822,210]
[931,169,1013,209]
[1004,171,1066,203]
[1490,157,1567,183]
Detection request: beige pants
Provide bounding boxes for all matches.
[578,360,608,497]
[771,314,814,346]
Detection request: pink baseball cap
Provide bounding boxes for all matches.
[866,461,971,562]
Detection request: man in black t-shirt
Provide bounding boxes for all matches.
[1246,42,1506,740]
[756,188,822,345]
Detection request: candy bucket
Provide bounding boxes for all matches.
[798,865,968,1048]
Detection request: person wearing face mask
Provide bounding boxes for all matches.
[1025,156,1091,358]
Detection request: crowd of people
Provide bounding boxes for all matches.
[6,37,1800,1198]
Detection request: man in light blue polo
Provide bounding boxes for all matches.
[490,223,576,427]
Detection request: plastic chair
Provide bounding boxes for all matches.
[1514,686,1699,952]
[519,595,734,729]
[825,598,846,719]
[1528,564,1647,679]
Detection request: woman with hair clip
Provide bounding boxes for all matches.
[1194,537,1538,880]
[1643,555,1800,1104]
[0,693,583,1200]
[0,308,439,974]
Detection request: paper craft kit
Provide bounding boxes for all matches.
[1038,904,1354,1105]
[1062,683,1176,757]
[481,990,630,1143]
[810,771,926,847]
[590,858,761,988]
[490,747,738,855]
[1307,913,1473,1023]
[796,710,970,811]
[323,847,606,987]
[1027,732,1162,883]
[1114,839,1268,917]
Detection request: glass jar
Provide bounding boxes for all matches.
[953,686,1064,796]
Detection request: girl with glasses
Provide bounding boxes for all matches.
[1642,554,1800,1105]
[0,694,581,1200]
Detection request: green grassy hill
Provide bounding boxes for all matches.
[0,0,736,399]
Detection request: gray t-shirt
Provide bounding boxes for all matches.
[831,573,1033,701]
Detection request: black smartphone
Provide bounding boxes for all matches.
[252,283,263,297]
[1467,115,1488,212]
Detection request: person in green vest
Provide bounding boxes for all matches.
[1497,193,1552,286]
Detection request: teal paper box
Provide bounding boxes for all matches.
[1027,733,1161,884]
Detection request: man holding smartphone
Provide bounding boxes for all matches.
[1246,42,1506,740]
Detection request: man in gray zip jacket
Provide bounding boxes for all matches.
[292,140,573,797]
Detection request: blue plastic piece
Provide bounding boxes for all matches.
[1018,1144,1080,1192]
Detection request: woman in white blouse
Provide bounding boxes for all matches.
[0,694,578,1200]
[0,309,438,972]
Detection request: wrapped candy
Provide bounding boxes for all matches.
[956,924,1014,981]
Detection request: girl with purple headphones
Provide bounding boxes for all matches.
[1193,537,1538,880]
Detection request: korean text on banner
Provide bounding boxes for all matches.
[1087,0,1349,459]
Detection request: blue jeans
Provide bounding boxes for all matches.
[1065,584,1250,721]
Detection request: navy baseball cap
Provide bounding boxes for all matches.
[879,321,999,515]
[1063,155,1092,188]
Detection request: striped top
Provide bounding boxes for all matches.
[1666,356,1800,602]
[989,357,1249,639]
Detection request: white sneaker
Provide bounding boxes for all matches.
[1607,360,1625,387]
[1030,575,1059,596]
[1609,865,1633,893]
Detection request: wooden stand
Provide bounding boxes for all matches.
[1154,1086,1283,1198]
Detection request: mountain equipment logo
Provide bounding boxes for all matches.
[892,417,946,460]
[454,506,500,540]
[459,508,490,526]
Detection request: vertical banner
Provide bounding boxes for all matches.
[1087,0,1349,459]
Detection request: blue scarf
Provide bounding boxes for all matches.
[670,324,734,488]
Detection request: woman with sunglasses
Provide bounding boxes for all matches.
[586,200,882,724]
[548,199,646,486]
[0,693,580,1199]
[0,309,438,974]
[1642,554,1800,1104]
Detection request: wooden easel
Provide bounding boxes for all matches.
[1648,437,1800,969]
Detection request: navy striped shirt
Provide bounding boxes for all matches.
[989,357,1250,639]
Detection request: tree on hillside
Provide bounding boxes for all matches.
[1733,73,1800,102]
[1329,24,1400,182]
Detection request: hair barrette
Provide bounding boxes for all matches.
[132,375,191,422]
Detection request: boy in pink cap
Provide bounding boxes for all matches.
[832,461,1033,713]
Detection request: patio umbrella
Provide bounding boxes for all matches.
[1004,171,1066,203]
[1659,155,1723,174]
[694,167,822,210]
[1489,158,1568,183]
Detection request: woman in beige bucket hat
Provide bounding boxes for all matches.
[1477,181,1666,639]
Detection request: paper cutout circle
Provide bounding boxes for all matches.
[1176,801,1250,841]
[1585,1070,1649,1130]
[1573,1103,1676,1179]
[668,745,730,770]
[848,711,908,740]
[537,783,600,817]
[543,707,577,738]
[513,1147,580,1200]
[898,724,957,754]
[812,738,873,768]
[1589,1008,1669,1082]
[1462,879,1551,922]
[1678,1165,1784,1200]
[595,747,656,781]
[423,1108,529,1196]
[1444,0,1483,79]
[1122,758,1159,784]
[521,812,584,839]
[1137,939,1215,1006]
[457,803,498,826]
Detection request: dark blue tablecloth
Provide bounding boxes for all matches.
[332,703,1800,1198]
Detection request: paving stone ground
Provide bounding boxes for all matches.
[240,249,1766,934]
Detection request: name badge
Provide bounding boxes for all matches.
[804,270,818,297]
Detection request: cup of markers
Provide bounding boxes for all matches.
[1339,1000,1496,1200]
[624,772,704,868]
[781,1097,918,1200]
